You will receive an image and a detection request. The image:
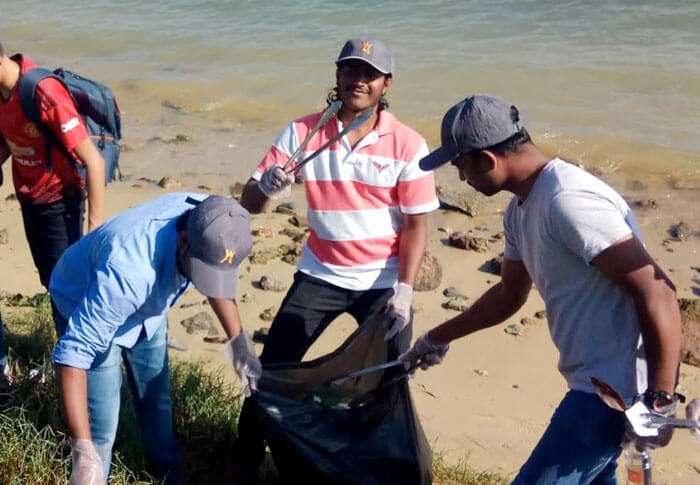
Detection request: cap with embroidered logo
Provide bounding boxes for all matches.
[419,94,523,171]
[336,38,394,75]
[184,195,252,299]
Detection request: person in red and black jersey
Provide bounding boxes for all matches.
[0,40,105,334]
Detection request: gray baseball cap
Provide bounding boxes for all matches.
[419,95,523,171]
[336,38,394,75]
[184,195,252,299]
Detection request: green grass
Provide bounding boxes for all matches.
[0,298,506,484]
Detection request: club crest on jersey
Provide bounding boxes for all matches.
[372,161,389,172]
[24,123,40,138]
[361,41,372,55]
[219,249,236,265]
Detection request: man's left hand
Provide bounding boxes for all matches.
[384,282,413,341]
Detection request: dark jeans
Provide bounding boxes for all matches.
[20,194,84,331]
[232,271,410,467]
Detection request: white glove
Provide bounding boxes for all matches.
[687,398,700,440]
[69,439,105,485]
[259,165,294,199]
[398,331,449,371]
[384,282,413,341]
[221,332,262,397]
[624,395,679,451]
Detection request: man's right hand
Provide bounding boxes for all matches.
[399,331,449,371]
[223,332,263,397]
[259,165,294,199]
[69,439,105,485]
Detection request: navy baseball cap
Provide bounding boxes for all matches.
[419,95,523,171]
[336,38,394,75]
[184,195,252,299]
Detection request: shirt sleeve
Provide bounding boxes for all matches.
[549,190,633,264]
[503,200,521,261]
[35,78,89,156]
[397,140,440,214]
[53,262,151,369]
[250,121,298,181]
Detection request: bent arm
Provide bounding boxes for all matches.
[56,365,91,439]
[240,178,272,214]
[208,297,243,338]
[592,234,681,393]
[430,258,532,345]
[398,213,427,286]
[73,138,105,232]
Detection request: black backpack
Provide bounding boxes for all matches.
[19,67,122,184]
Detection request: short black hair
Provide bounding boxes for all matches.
[477,127,532,157]
[176,209,193,233]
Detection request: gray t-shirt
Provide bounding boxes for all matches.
[504,158,647,399]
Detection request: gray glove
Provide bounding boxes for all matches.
[624,396,678,451]
[69,439,105,485]
[399,331,449,371]
[222,332,262,397]
[259,164,294,199]
[384,282,413,341]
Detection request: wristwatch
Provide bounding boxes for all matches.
[643,390,685,415]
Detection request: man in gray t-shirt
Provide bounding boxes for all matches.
[402,95,682,484]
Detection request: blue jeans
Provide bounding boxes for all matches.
[88,322,181,484]
[511,390,626,485]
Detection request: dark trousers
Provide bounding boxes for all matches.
[233,271,410,466]
[20,194,84,330]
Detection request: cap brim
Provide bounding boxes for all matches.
[419,146,458,171]
[187,256,240,299]
[336,56,391,75]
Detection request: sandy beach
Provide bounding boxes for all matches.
[0,101,698,483]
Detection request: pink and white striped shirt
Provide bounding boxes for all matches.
[252,109,439,290]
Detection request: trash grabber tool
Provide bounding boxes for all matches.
[325,359,403,387]
[283,100,342,171]
[285,107,373,175]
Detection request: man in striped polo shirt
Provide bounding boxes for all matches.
[234,38,439,479]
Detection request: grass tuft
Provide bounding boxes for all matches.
[0,298,506,484]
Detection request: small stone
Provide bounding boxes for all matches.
[131,183,144,188]
[158,177,182,189]
[260,307,276,321]
[279,227,306,242]
[481,254,504,275]
[443,287,467,299]
[282,254,299,265]
[257,276,287,292]
[448,231,489,252]
[670,221,691,241]
[414,252,443,291]
[520,317,537,326]
[436,185,485,216]
[197,185,212,191]
[248,247,283,264]
[203,336,228,344]
[252,227,273,238]
[5,193,18,201]
[630,199,658,210]
[253,327,269,344]
[474,369,489,377]
[180,312,219,336]
[289,215,308,228]
[492,232,504,240]
[534,310,546,320]
[179,299,207,309]
[504,323,524,336]
[274,202,296,215]
[442,298,469,312]
[239,293,254,303]
[230,182,246,199]
[0,229,8,245]
[437,226,451,233]
[167,337,187,351]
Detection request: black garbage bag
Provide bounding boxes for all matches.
[253,313,432,485]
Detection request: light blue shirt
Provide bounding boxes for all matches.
[51,192,206,369]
